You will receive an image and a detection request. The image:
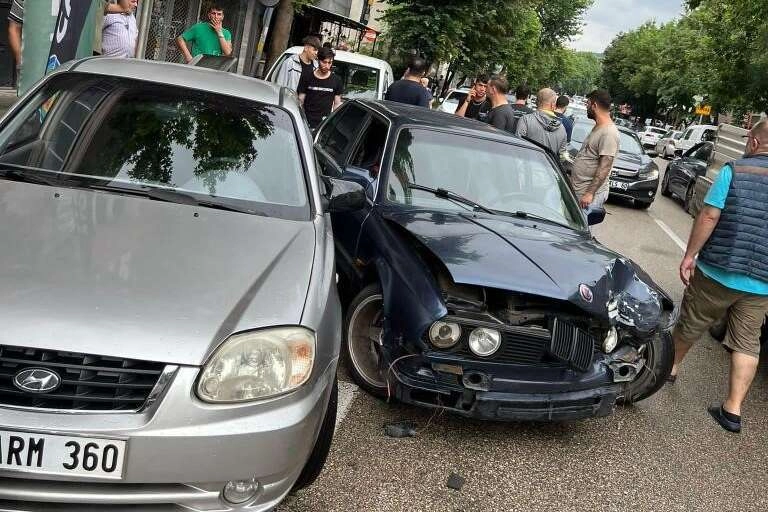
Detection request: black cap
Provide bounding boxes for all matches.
[587,89,612,110]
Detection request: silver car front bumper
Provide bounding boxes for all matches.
[0,362,337,511]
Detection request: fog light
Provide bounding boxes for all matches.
[603,327,618,353]
[468,327,501,356]
[429,321,461,348]
[223,478,259,504]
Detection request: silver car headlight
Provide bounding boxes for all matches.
[639,167,659,180]
[197,327,315,403]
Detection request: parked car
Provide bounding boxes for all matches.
[655,130,683,159]
[0,58,360,511]
[688,123,748,217]
[566,102,588,119]
[660,141,714,210]
[566,118,661,209]
[314,100,675,422]
[437,87,471,114]
[638,126,668,150]
[677,124,717,154]
[265,47,394,100]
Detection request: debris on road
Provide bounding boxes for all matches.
[446,472,465,491]
[384,421,417,438]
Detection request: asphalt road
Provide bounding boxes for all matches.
[279,158,768,512]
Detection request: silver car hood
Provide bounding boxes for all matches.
[0,182,315,366]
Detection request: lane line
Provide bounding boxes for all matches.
[335,381,359,428]
[651,217,686,254]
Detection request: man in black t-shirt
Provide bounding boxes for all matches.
[484,76,518,134]
[298,47,343,129]
[455,74,492,122]
[384,55,431,107]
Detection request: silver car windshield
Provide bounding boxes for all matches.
[0,73,309,220]
[386,128,586,230]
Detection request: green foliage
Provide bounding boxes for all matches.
[559,52,602,95]
[601,0,768,120]
[380,0,595,89]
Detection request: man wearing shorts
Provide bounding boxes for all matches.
[671,119,768,433]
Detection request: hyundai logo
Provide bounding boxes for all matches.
[13,368,62,394]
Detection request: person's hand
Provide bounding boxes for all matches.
[579,192,594,209]
[679,255,696,286]
[467,86,477,102]
[209,19,223,35]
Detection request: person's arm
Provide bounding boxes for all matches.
[297,74,309,107]
[455,99,470,117]
[176,35,193,63]
[419,89,430,108]
[298,93,306,107]
[211,23,232,56]
[680,206,721,285]
[332,95,342,111]
[515,115,528,136]
[579,155,614,207]
[7,20,21,67]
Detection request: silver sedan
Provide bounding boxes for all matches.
[0,58,362,511]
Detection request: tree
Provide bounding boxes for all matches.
[380,0,594,92]
[559,52,602,95]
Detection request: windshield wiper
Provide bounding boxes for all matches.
[86,184,264,215]
[501,210,573,229]
[406,184,494,214]
[0,165,69,186]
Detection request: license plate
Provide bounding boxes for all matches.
[0,429,126,479]
[609,180,629,190]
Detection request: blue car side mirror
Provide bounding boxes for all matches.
[324,177,366,213]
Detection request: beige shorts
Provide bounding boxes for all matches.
[673,269,768,358]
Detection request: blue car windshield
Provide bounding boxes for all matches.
[386,128,585,230]
[0,73,309,220]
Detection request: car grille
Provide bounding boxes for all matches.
[0,345,167,412]
[456,326,551,365]
[550,319,595,371]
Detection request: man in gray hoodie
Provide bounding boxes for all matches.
[515,88,567,157]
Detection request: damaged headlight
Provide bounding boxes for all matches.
[603,327,618,353]
[429,321,461,348]
[468,328,501,357]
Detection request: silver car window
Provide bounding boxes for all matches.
[0,73,309,220]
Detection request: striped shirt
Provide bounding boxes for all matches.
[8,0,23,24]
[102,12,138,58]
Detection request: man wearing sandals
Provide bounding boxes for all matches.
[671,119,768,433]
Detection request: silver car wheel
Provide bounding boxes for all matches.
[347,293,387,389]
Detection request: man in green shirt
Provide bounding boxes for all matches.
[175,4,232,63]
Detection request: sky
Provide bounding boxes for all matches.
[569,0,685,53]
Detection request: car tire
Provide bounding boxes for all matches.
[660,171,672,197]
[292,378,338,492]
[619,327,674,403]
[343,283,389,398]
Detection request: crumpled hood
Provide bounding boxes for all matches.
[0,182,315,366]
[382,208,668,332]
[533,110,563,132]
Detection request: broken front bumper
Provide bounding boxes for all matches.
[391,353,625,422]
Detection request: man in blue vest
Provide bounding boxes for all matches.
[670,119,768,433]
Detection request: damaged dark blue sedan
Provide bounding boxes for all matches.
[314,101,676,421]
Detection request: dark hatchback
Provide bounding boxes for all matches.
[315,101,675,421]
[660,141,714,212]
[566,118,660,209]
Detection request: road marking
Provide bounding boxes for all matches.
[336,380,359,428]
[652,217,686,254]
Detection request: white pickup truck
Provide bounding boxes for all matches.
[688,123,748,217]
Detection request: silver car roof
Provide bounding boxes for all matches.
[71,57,285,106]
